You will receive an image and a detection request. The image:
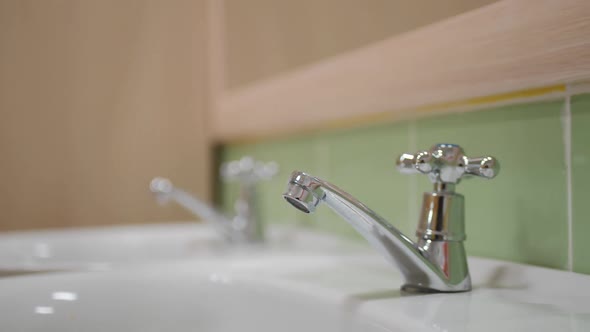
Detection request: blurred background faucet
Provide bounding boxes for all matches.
[283,144,498,292]
[151,157,278,244]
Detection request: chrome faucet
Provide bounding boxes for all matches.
[282,144,498,292]
[151,157,277,243]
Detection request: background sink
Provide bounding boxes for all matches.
[0,223,218,273]
[0,222,354,273]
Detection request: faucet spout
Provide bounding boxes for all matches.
[150,177,234,241]
[283,171,470,292]
[150,157,277,244]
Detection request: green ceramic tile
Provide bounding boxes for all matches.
[219,99,570,271]
[571,94,590,274]
[218,123,416,241]
[312,122,415,240]
[415,100,568,269]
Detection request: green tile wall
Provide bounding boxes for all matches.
[414,102,568,268]
[219,122,414,240]
[219,98,576,271]
[572,94,590,274]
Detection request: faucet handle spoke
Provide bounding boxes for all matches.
[396,144,499,184]
[464,156,499,179]
[396,152,424,174]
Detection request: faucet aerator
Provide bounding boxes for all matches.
[282,173,325,213]
[282,181,319,213]
[283,195,311,213]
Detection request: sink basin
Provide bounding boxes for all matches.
[0,223,220,273]
[1,250,589,332]
[0,222,352,274]
[0,255,381,332]
[0,276,373,332]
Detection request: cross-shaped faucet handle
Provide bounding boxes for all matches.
[397,144,499,184]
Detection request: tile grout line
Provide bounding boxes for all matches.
[408,121,418,225]
[562,85,573,272]
[313,137,331,228]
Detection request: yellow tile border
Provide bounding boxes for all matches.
[325,85,568,131]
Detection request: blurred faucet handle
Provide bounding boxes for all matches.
[221,156,278,183]
[255,161,279,180]
[220,156,275,243]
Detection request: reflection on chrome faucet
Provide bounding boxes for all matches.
[151,156,278,243]
[283,144,498,292]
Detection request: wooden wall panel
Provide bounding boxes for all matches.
[0,0,211,230]
[213,0,590,141]
[224,0,497,88]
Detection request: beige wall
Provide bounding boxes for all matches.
[224,0,497,88]
[0,0,211,231]
[0,0,499,231]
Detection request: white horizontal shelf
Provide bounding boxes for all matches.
[212,0,590,142]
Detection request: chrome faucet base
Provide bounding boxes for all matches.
[401,277,471,293]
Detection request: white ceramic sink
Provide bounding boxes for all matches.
[0,275,374,332]
[0,222,350,273]
[1,251,589,332]
[0,223,219,272]
[0,255,381,332]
